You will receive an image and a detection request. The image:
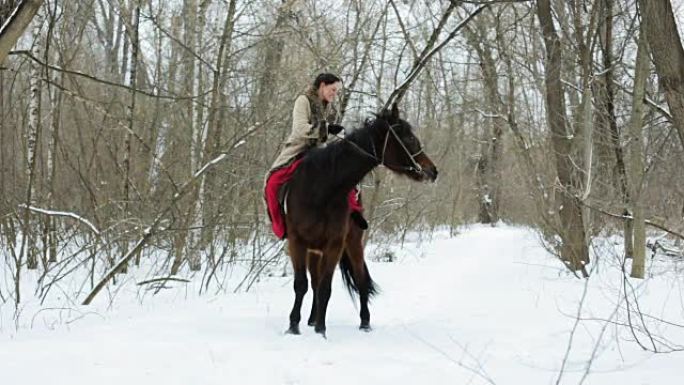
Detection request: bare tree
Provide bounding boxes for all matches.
[201,0,238,256]
[637,0,684,149]
[593,0,632,257]
[465,14,504,224]
[536,0,589,275]
[627,15,650,279]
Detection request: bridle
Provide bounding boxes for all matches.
[383,123,424,173]
[335,121,424,174]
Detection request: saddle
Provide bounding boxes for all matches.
[277,182,290,217]
[265,158,367,239]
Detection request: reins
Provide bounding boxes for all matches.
[333,121,424,173]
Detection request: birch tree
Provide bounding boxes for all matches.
[21,8,44,271]
[170,0,199,274]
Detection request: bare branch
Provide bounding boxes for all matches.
[386,4,488,107]
[18,204,101,235]
[9,49,206,100]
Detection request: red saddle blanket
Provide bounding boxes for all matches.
[264,159,362,239]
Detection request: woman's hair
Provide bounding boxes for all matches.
[312,73,341,89]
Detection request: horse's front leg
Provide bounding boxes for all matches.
[314,240,344,338]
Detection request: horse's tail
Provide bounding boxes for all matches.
[339,250,378,299]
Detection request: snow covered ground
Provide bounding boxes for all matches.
[1,225,683,384]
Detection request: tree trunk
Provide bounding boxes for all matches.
[465,22,503,224]
[254,0,301,120]
[201,0,238,252]
[0,0,43,64]
[637,0,684,149]
[186,1,210,272]
[628,17,650,279]
[0,70,5,216]
[122,0,139,214]
[46,63,63,264]
[595,0,632,256]
[362,8,390,245]
[536,0,590,275]
[148,13,181,193]
[170,0,198,275]
[22,8,44,271]
[120,0,140,273]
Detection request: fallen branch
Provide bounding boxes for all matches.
[18,204,100,235]
[137,276,190,286]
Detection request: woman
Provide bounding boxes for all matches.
[269,73,344,171]
[265,73,366,239]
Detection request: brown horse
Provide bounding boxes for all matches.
[284,103,438,337]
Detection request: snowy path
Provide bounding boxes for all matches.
[1,226,682,384]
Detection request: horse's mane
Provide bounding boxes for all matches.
[295,117,384,205]
[303,117,379,165]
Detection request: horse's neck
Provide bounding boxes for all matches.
[337,136,378,190]
[315,128,379,198]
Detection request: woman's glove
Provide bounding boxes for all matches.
[328,123,345,135]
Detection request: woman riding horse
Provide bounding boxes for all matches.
[283,102,437,337]
[264,73,367,240]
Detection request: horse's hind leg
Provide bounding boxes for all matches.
[306,251,322,327]
[345,224,375,331]
[314,241,344,337]
[287,239,308,335]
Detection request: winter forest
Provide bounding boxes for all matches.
[1,0,684,383]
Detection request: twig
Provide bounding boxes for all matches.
[9,50,207,101]
[404,324,497,385]
[385,4,488,107]
[578,200,684,241]
[555,276,591,385]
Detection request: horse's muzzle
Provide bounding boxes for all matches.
[423,165,438,182]
[415,153,438,182]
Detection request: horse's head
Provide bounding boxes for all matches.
[375,103,438,182]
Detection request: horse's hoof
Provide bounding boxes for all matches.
[286,325,301,335]
[315,326,327,338]
[359,324,372,332]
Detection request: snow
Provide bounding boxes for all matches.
[1,225,683,384]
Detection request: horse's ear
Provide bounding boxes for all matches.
[391,103,400,119]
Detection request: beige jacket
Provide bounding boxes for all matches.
[269,91,338,172]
